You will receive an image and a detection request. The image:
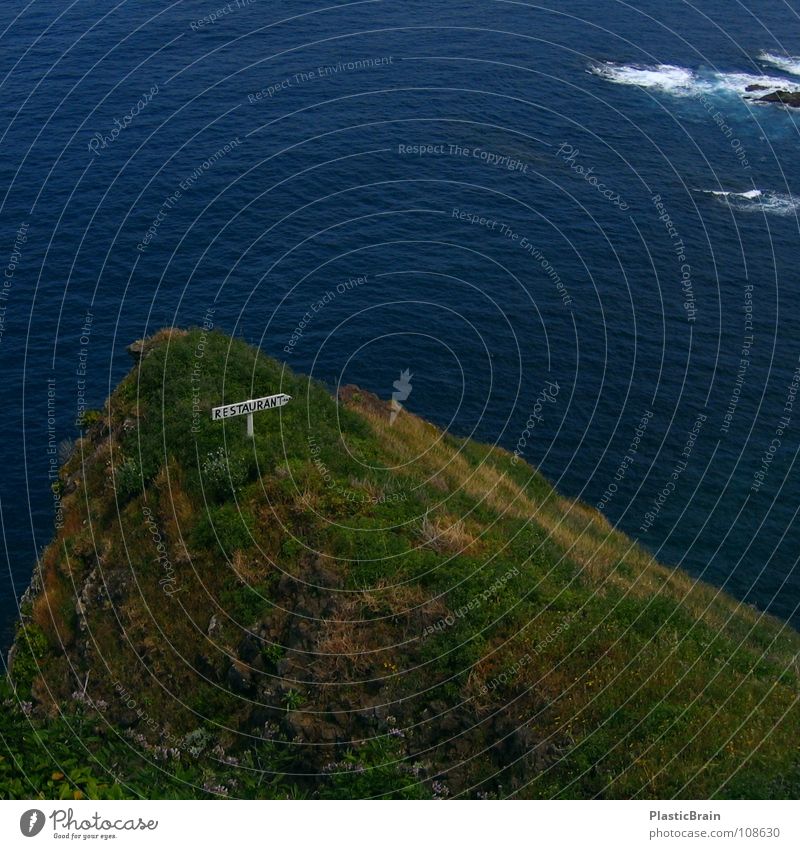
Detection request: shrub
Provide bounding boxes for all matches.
[192,504,256,553]
[201,447,247,500]
[81,409,104,428]
[320,738,430,800]
[111,456,141,502]
[10,623,49,696]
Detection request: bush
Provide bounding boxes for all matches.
[200,447,247,500]
[10,623,49,695]
[192,504,256,553]
[320,738,431,800]
[81,409,103,428]
[111,456,141,502]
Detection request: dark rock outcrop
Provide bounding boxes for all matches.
[758,89,800,107]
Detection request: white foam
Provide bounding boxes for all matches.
[590,62,701,96]
[707,189,763,199]
[718,72,800,96]
[591,61,800,100]
[701,189,799,215]
[759,51,800,77]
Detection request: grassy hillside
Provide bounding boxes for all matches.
[2,328,799,799]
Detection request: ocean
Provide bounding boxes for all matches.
[1,0,799,651]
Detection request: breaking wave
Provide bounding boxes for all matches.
[591,61,800,100]
[707,189,763,199]
[759,51,800,77]
[590,62,701,95]
[700,189,800,215]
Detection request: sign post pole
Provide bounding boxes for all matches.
[211,393,292,438]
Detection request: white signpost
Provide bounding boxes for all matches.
[211,393,292,437]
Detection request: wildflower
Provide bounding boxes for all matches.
[432,780,450,799]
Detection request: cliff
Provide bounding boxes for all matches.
[2,328,798,799]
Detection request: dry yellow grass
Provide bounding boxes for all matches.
[351,393,774,620]
[417,511,477,554]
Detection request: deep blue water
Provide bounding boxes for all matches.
[2,0,800,650]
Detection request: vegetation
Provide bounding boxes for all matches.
[1,328,798,799]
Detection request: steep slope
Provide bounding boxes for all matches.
[3,328,799,800]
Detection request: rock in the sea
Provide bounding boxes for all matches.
[745,83,770,92]
[758,89,800,107]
